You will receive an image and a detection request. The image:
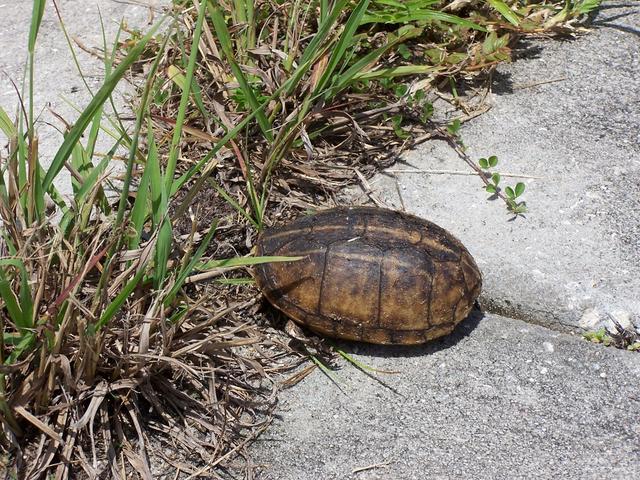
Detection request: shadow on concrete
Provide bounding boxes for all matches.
[333,308,485,359]
[592,5,640,37]
[489,70,514,95]
[511,39,546,62]
[488,3,639,96]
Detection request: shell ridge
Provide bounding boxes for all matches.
[426,266,435,327]
[317,242,332,315]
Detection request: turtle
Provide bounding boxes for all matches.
[253,206,482,345]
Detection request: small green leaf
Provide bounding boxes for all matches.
[420,102,433,122]
[515,182,525,197]
[447,119,461,136]
[487,0,520,26]
[485,185,497,194]
[505,186,515,198]
[488,155,498,167]
[391,114,409,139]
[509,201,528,214]
[397,43,411,60]
[394,83,409,97]
[482,31,498,55]
[479,158,488,169]
[491,173,501,185]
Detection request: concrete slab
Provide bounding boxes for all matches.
[360,3,640,332]
[249,5,640,480]
[251,313,640,480]
[0,0,165,198]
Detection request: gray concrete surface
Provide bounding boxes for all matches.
[249,4,640,479]
[365,2,640,333]
[0,0,165,198]
[251,313,640,480]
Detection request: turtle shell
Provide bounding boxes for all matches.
[254,206,482,345]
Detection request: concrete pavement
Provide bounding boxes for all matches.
[249,3,640,479]
[251,313,640,480]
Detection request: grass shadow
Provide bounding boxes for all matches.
[592,4,640,37]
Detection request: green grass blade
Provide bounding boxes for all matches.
[37,165,67,212]
[154,219,172,290]
[0,271,24,329]
[70,142,89,194]
[0,259,31,330]
[5,331,36,364]
[163,0,207,197]
[372,0,415,7]
[329,27,422,95]
[0,106,17,137]
[28,0,46,133]
[146,122,163,230]
[320,0,329,22]
[299,0,349,66]
[59,138,120,231]
[58,150,110,232]
[486,0,520,26]
[196,255,303,270]
[85,106,104,164]
[308,353,346,391]
[315,0,371,93]
[28,0,46,54]
[208,1,273,141]
[85,13,116,160]
[147,80,171,287]
[41,17,166,193]
[163,221,219,306]
[353,64,442,81]
[361,9,485,31]
[95,267,147,331]
[209,180,260,229]
[116,28,171,230]
[335,348,400,374]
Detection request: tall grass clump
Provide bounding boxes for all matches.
[0,2,303,477]
[153,0,600,222]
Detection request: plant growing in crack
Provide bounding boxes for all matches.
[478,155,527,214]
[437,121,527,216]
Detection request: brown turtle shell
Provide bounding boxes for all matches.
[254,206,482,345]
